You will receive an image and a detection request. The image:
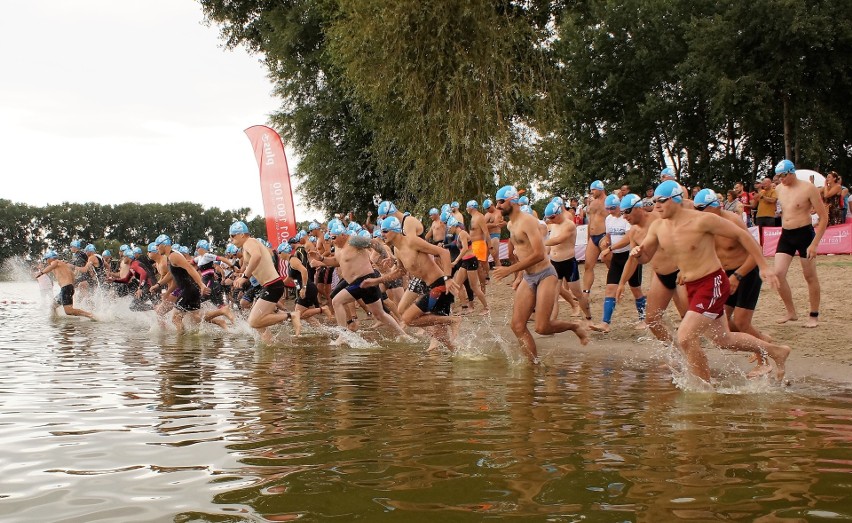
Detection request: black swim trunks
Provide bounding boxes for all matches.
[551,258,580,283]
[57,284,74,306]
[344,274,382,304]
[295,281,321,308]
[415,278,454,316]
[606,251,641,287]
[776,224,815,258]
[457,257,479,272]
[725,267,762,311]
[175,285,201,312]
[260,278,286,304]
[590,233,605,248]
[407,277,429,295]
[656,270,679,291]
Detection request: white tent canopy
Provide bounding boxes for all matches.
[796,169,825,188]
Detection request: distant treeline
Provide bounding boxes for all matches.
[0,199,266,263]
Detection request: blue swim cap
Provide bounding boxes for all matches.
[520,204,533,215]
[694,188,720,209]
[377,201,397,217]
[518,195,530,206]
[327,218,343,230]
[70,240,82,249]
[440,203,451,214]
[225,244,238,255]
[482,199,493,209]
[306,235,316,243]
[373,228,383,238]
[84,244,96,253]
[229,221,250,235]
[147,242,157,253]
[544,201,563,218]
[619,193,642,211]
[329,222,347,236]
[429,207,439,216]
[308,221,321,231]
[447,216,460,228]
[495,185,520,203]
[381,216,403,233]
[179,246,190,254]
[775,159,795,174]
[196,240,210,251]
[43,250,58,260]
[660,167,676,179]
[123,249,134,258]
[590,180,605,191]
[324,233,331,241]
[132,246,142,256]
[172,244,181,251]
[605,194,620,209]
[102,250,112,257]
[654,180,684,203]
[154,234,172,246]
[120,244,129,252]
[440,211,450,224]
[551,196,564,206]
[347,222,361,233]
[358,229,372,239]
[451,201,460,209]
[466,200,478,209]
[277,243,292,254]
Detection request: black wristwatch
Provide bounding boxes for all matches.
[732,272,743,281]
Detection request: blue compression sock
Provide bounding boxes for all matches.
[635,295,646,321]
[603,297,616,324]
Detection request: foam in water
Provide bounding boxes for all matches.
[1,256,37,282]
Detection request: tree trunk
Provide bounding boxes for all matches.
[783,94,793,160]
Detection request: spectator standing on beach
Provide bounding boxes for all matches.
[822,171,845,226]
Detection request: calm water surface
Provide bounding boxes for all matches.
[1,282,850,522]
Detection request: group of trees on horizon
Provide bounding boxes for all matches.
[200,0,852,215]
[0,200,265,264]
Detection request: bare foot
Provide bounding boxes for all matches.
[590,322,611,333]
[634,321,648,331]
[478,308,491,316]
[802,316,818,328]
[776,313,798,324]
[746,363,773,379]
[770,345,791,381]
[575,324,590,346]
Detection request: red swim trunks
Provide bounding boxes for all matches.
[685,268,730,319]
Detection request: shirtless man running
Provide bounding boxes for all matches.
[543,200,581,316]
[484,199,504,268]
[772,159,827,328]
[631,181,791,383]
[492,185,589,362]
[580,180,607,320]
[467,200,491,289]
[36,251,96,320]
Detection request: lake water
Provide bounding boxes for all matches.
[1,281,850,522]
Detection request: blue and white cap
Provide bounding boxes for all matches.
[329,221,347,236]
[496,185,520,203]
[85,244,96,253]
[102,250,112,257]
[346,222,361,233]
[551,196,564,206]
[775,159,795,174]
[132,246,142,256]
[308,221,321,231]
[229,221,250,235]
[70,240,82,249]
[604,194,620,209]
[482,199,493,209]
[43,250,58,260]
[520,205,533,215]
[123,249,134,258]
[381,216,403,233]
[196,239,210,251]
[694,188,720,209]
[277,243,292,254]
[447,216,461,228]
[358,229,372,239]
[544,201,563,218]
[179,246,190,254]
[148,242,157,253]
[154,234,172,246]
[120,244,129,252]
[225,244,238,255]
[373,228,383,238]
[324,233,331,241]
[172,244,181,251]
[306,235,316,243]
[466,200,478,209]
[440,211,450,224]
[660,167,676,179]
[451,201,460,209]
[518,195,530,206]
[590,180,605,191]
[654,180,684,202]
[440,203,451,214]
[377,201,397,217]
[429,207,439,216]
[619,193,642,211]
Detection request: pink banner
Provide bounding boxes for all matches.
[245,125,297,246]
[762,223,852,256]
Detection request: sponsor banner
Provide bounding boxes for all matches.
[244,125,297,247]
[762,223,852,256]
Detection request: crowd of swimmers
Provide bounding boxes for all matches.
[34,159,828,385]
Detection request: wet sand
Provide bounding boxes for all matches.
[480,255,852,385]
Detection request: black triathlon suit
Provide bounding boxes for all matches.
[168,259,201,312]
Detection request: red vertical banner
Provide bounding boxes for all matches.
[244,125,297,246]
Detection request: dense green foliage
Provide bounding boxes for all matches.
[0,199,264,263]
[201,0,852,209]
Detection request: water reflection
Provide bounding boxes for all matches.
[0,282,849,522]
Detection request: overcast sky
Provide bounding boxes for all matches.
[0,0,319,220]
